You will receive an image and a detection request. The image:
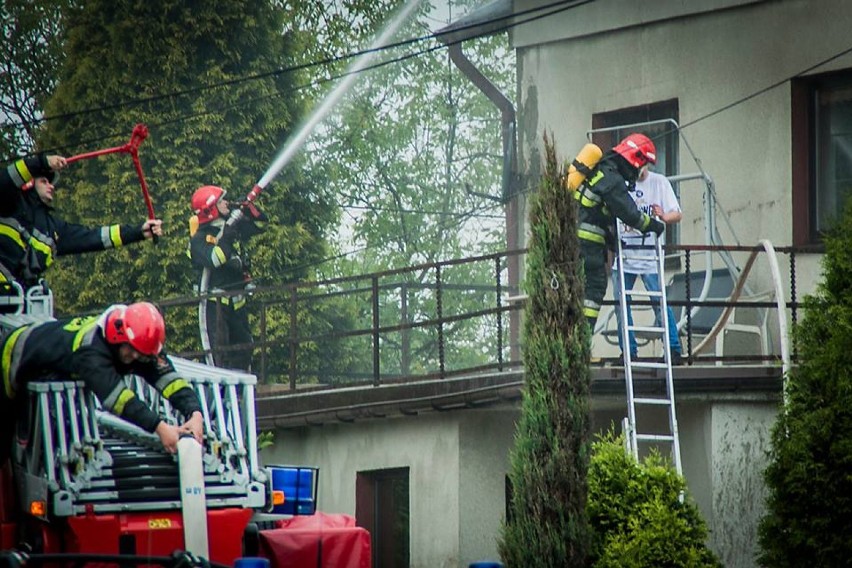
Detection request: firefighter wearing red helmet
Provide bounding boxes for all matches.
[0,302,203,464]
[574,132,665,329]
[188,185,266,370]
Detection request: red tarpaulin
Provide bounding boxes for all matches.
[259,512,371,568]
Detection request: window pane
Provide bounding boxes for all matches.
[816,83,852,233]
[591,100,681,258]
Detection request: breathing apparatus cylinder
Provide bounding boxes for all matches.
[188,215,199,237]
[563,143,603,191]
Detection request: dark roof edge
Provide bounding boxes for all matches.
[437,0,512,44]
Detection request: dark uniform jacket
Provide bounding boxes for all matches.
[0,190,146,287]
[1,313,202,433]
[0,154,51,217]
[575,153,663,249]
[189,212,265,294]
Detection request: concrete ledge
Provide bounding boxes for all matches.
[257,365,782,429]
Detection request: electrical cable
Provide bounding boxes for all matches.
[32,0,585,156]
[1,0,587,132]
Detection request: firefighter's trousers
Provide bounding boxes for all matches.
[205,298,253,372]
[580,239,609,330]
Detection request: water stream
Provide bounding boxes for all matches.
[255,0,422,189]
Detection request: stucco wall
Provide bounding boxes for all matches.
[458,410,517,566]
[709,402,778,568]
[266,394,778,566]
[514,0,852,312]
[266,414,462,568]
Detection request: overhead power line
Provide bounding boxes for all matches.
[32,0,590,155]
[2,0,588,131]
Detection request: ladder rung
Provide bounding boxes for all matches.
[636,434,675,442]
[625,289,662,298]
[628,325,665,333]
[633,397,672,406]
[630,361,669,369]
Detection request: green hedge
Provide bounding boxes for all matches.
[588,432,721,568]
[758,201,852,566]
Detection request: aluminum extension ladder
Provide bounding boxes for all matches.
[615,231,683,476]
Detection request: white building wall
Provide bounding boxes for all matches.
[514,0,852,307]
[458,410,517,566]
[265,414,462,568]
[708,402,778,568]
[266,395,778,567]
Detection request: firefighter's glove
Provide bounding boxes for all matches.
[647,218,665,237]
[240,201,267,222]
[225,256,243,271]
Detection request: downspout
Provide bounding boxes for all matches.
[444,41,521,360]
[447,44,518,203]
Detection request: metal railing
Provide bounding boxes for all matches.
[158,244,808,390]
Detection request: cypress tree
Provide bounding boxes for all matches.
[498,134,591,566]
[758,202,852,566]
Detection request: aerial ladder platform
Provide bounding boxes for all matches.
[0,293,316,565]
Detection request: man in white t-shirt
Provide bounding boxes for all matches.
[611,167,683,363]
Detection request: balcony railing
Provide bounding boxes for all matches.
[158,243,807,390]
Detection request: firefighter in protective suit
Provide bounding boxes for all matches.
[0,302,204,465]
[189,185,265,371]
[0,153,67,285]
[0,153,66,217]
[0,163,162,293]
[576,133,665,329]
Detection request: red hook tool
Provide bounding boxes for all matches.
[67,124,157,239]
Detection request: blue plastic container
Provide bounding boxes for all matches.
[234,558,270,568]
[469,562,504,568]
[268,465,318,515]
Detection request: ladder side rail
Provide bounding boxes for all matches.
[195,380,214,441]
[75,382,101,465]
[655,234,683,476]
[63,382,84,471]
[616,235,639,460]
[85,388,105,458]
[51,384,75,490]
[36,388,57,483]
[211,379,231,449]
[224,381,250,479]
[243,384,262,479]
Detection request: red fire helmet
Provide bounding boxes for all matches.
[104,302,166,356]
[613,133,657,169]
[191,185,227,224]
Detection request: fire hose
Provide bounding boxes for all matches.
[197,0,420,367]
[66,123,158,243]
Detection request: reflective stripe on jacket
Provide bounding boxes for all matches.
[0,311,201,433]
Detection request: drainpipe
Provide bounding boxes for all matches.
[439,3,521,360]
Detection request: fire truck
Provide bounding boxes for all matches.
[0,285,318,567]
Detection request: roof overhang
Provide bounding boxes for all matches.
[256,365,783,429]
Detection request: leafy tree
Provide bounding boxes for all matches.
[289,0,514,379]
[758,202,852,566]
[34,0,337,359]
[498,134,591,566]
[3,0,514,383]
[588,431,721,567]
[0,0,70,155]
